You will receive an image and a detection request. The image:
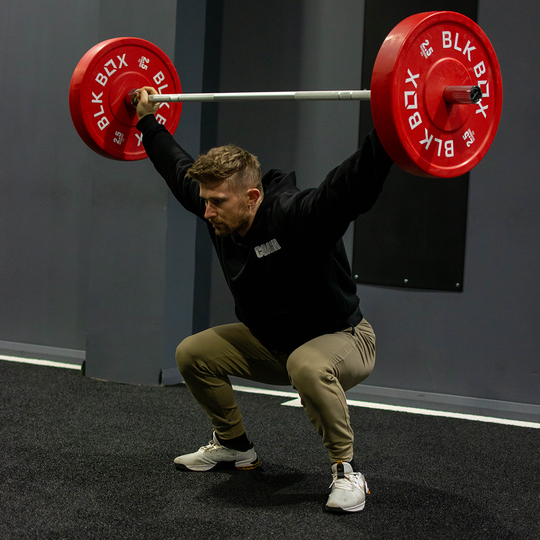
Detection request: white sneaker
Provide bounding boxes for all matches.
[325,461,370,513]
[174,432,260,472]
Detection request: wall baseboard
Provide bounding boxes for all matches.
[0,340,85,365]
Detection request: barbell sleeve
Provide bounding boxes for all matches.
[443,85,482,104]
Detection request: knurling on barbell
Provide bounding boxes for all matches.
[69,10,502,177]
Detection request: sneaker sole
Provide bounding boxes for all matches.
[325,501,366,513]
[175,457,260,472]
[236,458,260,470]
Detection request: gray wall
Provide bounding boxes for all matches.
[0,1,538,410]
[0,0,95,352]
[0,0,197,383]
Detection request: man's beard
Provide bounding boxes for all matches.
[210,209,250,237]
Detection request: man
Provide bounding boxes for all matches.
[135,86,393,513]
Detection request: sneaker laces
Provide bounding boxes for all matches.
[329,462,370,495]
[329,472,365,492]
[198,439,223,454]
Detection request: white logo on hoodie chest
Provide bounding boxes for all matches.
[254,238,282,258]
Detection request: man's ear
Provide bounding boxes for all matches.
[246,188,261,208]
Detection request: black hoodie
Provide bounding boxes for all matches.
[138,115,393,353]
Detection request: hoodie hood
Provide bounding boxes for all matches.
[260,169,298,202]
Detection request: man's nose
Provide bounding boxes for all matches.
[204,203,217,220]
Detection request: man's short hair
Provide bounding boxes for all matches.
[187,144,262,192]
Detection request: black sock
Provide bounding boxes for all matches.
[216,432,252,451]
[335,460,357,471]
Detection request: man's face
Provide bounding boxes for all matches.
[199,179,251,237]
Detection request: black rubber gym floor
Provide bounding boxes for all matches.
[1,360,538,540]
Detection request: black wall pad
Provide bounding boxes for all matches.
[353,1,478,292]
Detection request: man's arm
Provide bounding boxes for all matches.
[135,87,203,216]
[292,130,394,243]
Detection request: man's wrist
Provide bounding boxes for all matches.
[136,113,158,131]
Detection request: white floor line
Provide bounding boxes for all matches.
[0,355,81,370]
[232,385,540,430]
[2,358,538,429]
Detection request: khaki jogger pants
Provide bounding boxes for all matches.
[175,318,376,463]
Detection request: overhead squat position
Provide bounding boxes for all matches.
[136,86,393,513]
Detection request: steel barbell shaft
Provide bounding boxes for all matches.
[147,90,372,102]
[138,86,481,104]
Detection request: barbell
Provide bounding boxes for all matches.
[129,87,480,104]
[69,11,503,178]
